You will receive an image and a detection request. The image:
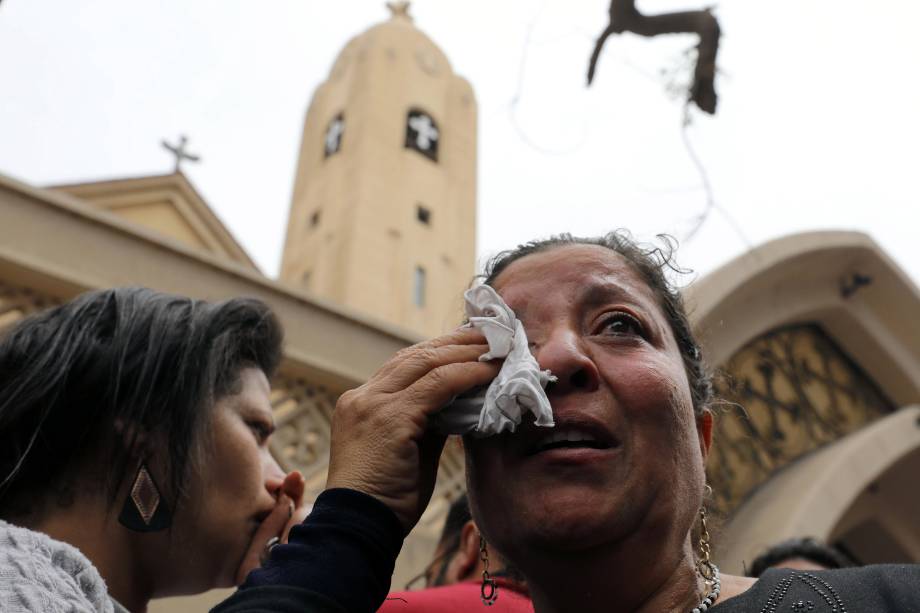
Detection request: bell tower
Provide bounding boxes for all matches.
[280,2,477,337]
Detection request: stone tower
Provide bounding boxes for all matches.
[280,2,477,337]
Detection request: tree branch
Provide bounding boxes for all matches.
[587,0,721,114]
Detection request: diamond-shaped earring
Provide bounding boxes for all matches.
[118,462,171,532]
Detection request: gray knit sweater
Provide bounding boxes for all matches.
[0,519,126,613]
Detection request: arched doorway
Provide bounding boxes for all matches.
[685,231,920,573]
[715,406,920,572]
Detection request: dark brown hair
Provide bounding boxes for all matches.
[0,287,283,518]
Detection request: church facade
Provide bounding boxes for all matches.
[0,4,918,611]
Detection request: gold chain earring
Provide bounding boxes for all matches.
[479,536,499,606]
[697,504,715,580]
[694,501,722,612]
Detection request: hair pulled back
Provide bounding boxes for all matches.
[0,287,282,519]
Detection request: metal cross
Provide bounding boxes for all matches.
[161,135,201,172]
[386,1,412,20]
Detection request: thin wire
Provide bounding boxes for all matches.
[506,0,589,156]
[679,103,752,249]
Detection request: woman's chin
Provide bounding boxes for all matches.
[497,498,627,555]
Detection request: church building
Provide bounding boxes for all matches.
[0,3,918,611]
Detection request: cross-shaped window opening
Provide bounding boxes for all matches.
[405,108,439,162]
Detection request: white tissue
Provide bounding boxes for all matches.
[431,285,556,437]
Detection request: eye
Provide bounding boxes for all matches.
[247,420,274,443]
[596,312,645,338]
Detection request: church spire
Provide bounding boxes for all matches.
[280,5,477,337]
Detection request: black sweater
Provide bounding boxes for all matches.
[213,488,402,613]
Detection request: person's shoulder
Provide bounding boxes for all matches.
[380,580,532,612]
[718,565,920,613]
[0,519,112,613]
[812,564,920,609]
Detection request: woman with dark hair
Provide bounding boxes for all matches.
[747,537,855,577]
[217,231,919,613]
[0,287,307,612]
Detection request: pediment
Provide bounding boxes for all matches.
[50,172,258,272]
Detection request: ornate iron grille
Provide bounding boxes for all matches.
[707,323,894,517]
[0,281,61,331]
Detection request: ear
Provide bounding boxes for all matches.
[697,409,714,460]
[443,520,482,584]
[113,418,151,458]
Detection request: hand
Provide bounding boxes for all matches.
[234,470,309,584]
[326,327,500,534]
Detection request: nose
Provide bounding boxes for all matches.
[534,328,600,394]
[263,453,286,497]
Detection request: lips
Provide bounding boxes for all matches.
[523,419,619,456]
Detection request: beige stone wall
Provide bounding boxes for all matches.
[53,173,259,271]
[280,13,477,337]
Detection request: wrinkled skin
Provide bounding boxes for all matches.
[463,245,717,612]
[328,328,499,534]
[465,245,709,553]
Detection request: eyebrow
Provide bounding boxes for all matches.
[578,280,645,310]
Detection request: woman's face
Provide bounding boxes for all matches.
[465,245,711,562]
[163,367,285,592]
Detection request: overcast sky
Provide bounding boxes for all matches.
[1,0,918,291]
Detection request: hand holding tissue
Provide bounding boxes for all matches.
[431,285,556,436]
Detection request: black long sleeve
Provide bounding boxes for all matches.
[212,488,405,613]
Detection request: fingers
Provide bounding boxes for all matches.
[278,471,309,543]
[281,470,305,507]
[371,326,487,384]
[281,502,312,543]
[404,359,501,414]
[234,494,293,585]
[372,343,491,393]
[325,326,500,535]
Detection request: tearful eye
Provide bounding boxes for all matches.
[598,312,644,338]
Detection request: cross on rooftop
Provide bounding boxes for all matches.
[386,1,412,20]
[161,135,201,173]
